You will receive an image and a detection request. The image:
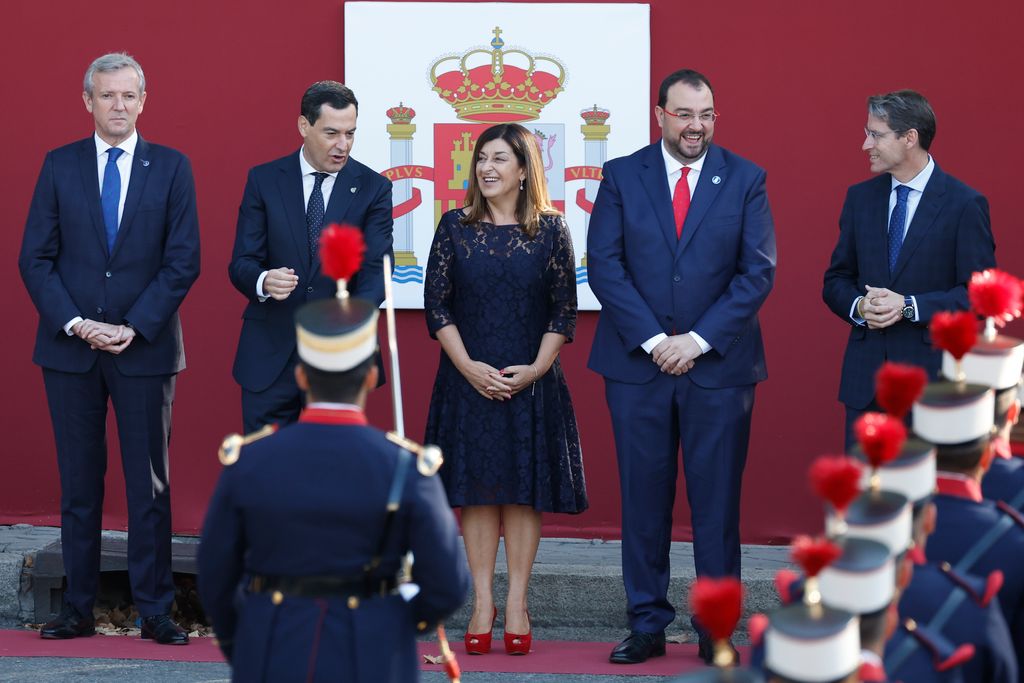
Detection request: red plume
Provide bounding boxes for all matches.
[690,577,743,642]
[875,362,928,419]
[774,569,800,605]
[809,455,863,515]
[930,311,978,360]
[319,224,366,282]
[854,412,907,467]
[791,535,842,578]
[747,613,769,647]
[969,269,1023,324]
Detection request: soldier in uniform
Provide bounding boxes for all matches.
[916,377,1024,668]
[197,293,469,682]
[847,426,1017,681]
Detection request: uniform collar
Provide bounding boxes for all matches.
[936,472,983,502]
[299,403,367,425]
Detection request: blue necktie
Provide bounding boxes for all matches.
[101,147,124,252]
[307,172,328,259]
[888,184,911,274]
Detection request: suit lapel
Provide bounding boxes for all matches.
[892,165,946,281]
[77,139,108,255]
[312,162,359,279]
[277,152,311,274]
[638,143,678,251]
[111,137,151,259]
[677,145,725,258]
[867,176,892,284]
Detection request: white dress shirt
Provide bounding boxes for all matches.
[256,148,340,299]
[64,132,140,335]
[639,142,712,355]
[850,156,934,324]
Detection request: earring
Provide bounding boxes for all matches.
[519,179,524,191]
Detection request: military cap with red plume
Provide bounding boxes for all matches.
[809,455,863,524]
[969,268,1023,335]
[690,577,744,667]
[875,362,927,419]
[790,535,842,615]
[854,412,906,476]
[319,223,366,299]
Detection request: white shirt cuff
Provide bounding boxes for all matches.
[641,333,668,354]
[64,316,84,336]
[910,295,919,322]
[256,271,269,302]
[850,296,866,326]
[688,331,711,354]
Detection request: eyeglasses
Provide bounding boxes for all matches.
[663,109,719,124]
[864,128,897,141]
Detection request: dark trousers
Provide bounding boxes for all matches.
[605,372,754,634]
[42,355,176,618]
[241,352,303,434]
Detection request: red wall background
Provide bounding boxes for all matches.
[2,0,1022,544]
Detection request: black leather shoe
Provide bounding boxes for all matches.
[697,635,741,666]
[40,604,96,639]
[609,631,666,664]
[140,615,189,645]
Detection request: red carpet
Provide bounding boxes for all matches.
[0,629,731,676]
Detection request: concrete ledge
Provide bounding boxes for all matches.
[0,527,792,639]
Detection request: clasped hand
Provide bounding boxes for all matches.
[652,334,699,375]
[460,360,541,401]
[73,319,136,354]
[860,285,904,329]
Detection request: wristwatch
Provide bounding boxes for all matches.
[901,296,916,321]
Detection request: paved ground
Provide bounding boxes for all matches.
[0,658,680,682]
[0,525,787,680]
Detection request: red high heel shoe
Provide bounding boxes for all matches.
[464,606,497,655]
[504,610,532,655]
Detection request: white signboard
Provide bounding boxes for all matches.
[344,1,651,308]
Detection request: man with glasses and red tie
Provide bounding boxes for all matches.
[823,90,995,448]
[587,69,777,665]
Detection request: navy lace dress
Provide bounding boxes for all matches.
[424,209,588,514]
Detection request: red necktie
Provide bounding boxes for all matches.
[673,167,691,238]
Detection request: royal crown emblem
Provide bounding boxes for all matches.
[429,27,566,123]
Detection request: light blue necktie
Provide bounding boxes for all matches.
[101,148,124,252]
[888,184,911,274]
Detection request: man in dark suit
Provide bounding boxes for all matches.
[230,81,393,432]
[823,90,995,447]
[18,53,200,644]
[199,294,468,682]
[587,69,777,664]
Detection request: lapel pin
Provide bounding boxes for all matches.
[141,159,150,167]
[350,186,357,193]
[711,175,721,185]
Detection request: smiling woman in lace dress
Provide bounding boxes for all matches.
[424,123,588,656]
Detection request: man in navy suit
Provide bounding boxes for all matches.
[823,90,995,447]
[230,81,393,432]
[587,69,776,664]
[19,53,200,644]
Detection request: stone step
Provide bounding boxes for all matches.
[3,526,791,640]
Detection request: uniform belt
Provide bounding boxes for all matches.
[248,574,397,599]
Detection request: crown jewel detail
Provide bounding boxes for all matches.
[429,27,566,123]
